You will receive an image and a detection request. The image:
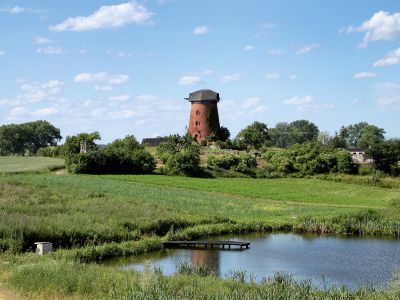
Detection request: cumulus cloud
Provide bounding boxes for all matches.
[177,75,202,85]
[264,72,280,80]
[244,45,254,51]
[373,48,400,67]
[284,95,334,113]
[346,11,400,47]
[36,46,63,55]
[221,73,242,83]
[74,72,130,84]
[193,26,209,35]
[289,74,298,80]
[49,2,153,32]
[295,43,320,54]
[17,80,65,103]
[353,72,377,79]
[0,50,4,56]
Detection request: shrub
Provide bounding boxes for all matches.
[208,153,257,174]
[66,149,155,174]
[37,145,64,158]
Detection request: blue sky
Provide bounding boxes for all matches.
[0,0,399,143]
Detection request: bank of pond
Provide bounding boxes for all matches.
[105,232,400,291]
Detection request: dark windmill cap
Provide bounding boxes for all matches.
[186,89,220,102]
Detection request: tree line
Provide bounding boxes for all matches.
[1,119,399,177]
[0,120,61,156]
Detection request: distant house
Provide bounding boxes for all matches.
[349,149,373,164]
[141,137,168,147]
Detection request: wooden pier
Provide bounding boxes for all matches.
[163,240,250,250]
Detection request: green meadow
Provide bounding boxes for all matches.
[0,156,64,173]
[1,157,400,299]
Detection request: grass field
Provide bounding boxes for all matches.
[0,156,65,173]
[1,157,400,299]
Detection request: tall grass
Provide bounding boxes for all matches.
[5,257,400,299]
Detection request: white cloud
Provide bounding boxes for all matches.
[193,26,209,35]
[297,103,335,113]
[373,48,400,67]
[374,81,400,107]
[346,11,400,47]
[177,75,202,85]
[94,85,113,92]
[254,23,276,37]
[289,74,298,80]
[0,50,4,56]
[108,94,131,102]
[295,43,320,54]
[0,6,24,13]
[244,45,254,51]
[49,2,153,32]
[353,72,377,79]
[264,72,280,80]
[241,97,268,114]
[35,37,50,44]
[221,73,242,83]
[266,49,286,55]
[16,80,65,103]
[9,106,27,119]
[284,95,313,105]
[74,72,129,84]
[34,106,59,116]
[36,47,63,55]
[284,95,334,113]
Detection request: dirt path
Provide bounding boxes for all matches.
[0,285,27,300]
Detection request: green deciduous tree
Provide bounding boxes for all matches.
[0,120,61,155]
[235,121,269,150]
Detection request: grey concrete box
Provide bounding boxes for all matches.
[34,242,53,255]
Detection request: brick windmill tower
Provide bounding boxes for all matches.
[186,89,220,142]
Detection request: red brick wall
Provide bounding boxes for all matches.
[188,103,219,142]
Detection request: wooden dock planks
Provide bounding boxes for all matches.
[163,240,250,250]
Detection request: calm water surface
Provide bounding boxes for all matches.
[106,233,400,289]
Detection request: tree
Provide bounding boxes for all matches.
[0,120,61,155]
[268,122,291,148]
[63,132,101,156]
[235,121,269,150]
[267,120,319,148]
[157,134,201,175]
[217,126,230,142]
[288,120,319,145]
[365,139,400,174]
[338,122,385,149]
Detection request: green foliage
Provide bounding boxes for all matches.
[0,120,61,156]
[217,126,230,142]
[63,131,101,157]
[37,145,64,157]
[208,153,257,174]
[268,120,319,148]
[66,135,155,175]
[365,139,400,175]
[235,121,269,150]
[262,142,357,176]
[157,134,201,176]
[338,122,385,149]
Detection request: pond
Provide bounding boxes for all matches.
[105,233,400,290]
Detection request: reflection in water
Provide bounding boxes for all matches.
[191,250,220,275]
[107,233,400,290]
